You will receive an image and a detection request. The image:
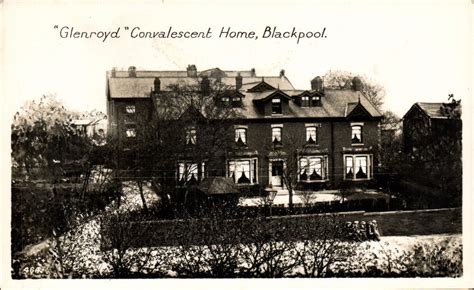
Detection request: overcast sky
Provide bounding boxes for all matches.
[3,0,471,118]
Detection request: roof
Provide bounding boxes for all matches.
[238,89,381,119]
[405,102,461,120]
[107,67,382,119]
[197,177,238,195]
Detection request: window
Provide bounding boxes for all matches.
[125,105,136,114]
[185,127,197,145]
[351,124,363,144]
[311,96,320,106]
[299,156,328,181]
[228,159,258,184]
[344,155,372,180]
[125,128,136,138]
[272,127,282,145]
[306,126,317,143]
[177,161,205,185]
[232,96,242,107]
[301,96,309,107]
[235,128,247,145]
[221,96,230,104]
[272,98,282,114]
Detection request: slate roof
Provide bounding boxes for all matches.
[107,67,382,119]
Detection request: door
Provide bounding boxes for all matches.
[271,161,284,187]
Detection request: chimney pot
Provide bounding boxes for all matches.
[111,67,116,78]
[352,76,363,91]
[187,64,197,77]
[250,68,256,77]
[128,66,136,77]
[311,76,323,92]
[154,77,161,92]
[235,73,242,90]
[280,69,285,77]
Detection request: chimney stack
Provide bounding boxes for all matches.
[201,76,210,95]
[250,68,256,77]
[280,69,285,77]
[128,66,136,77]
[187,64,197,77]
[154,77,161,92]
[111,67,116,78]
[352,76,363,91]
[311,76,323,92]
[235,73,242,90]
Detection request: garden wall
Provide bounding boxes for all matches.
[102,207,461,248]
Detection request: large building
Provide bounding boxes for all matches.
[106,65,383,190]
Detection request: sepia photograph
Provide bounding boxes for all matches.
[1,0,472,288]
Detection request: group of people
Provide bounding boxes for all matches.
[344,220,381,241]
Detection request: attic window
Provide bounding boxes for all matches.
[272,98,282,115]
[221,96,230,105]
[311,96,321,106]
[301,96,310,107]
[232,96,242,107]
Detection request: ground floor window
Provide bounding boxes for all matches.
[227,158,258,184]
[344,154,372,180]
[177,161,205,186]
[299,155,328,181]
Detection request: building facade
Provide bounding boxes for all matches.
[106,65,383,190]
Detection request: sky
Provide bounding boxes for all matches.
[2,0,472,118]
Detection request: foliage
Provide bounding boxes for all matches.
[323,70,385,110]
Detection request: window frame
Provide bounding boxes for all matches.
[350,122,364,145]
[343,154,372,181]
[298,155,329,182]
[301,96,310,107]
[185,127,197,145]
[125,105,136,114]
[272,97,282,115]
[227,158,258,185]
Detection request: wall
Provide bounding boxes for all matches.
[101,207,461,248]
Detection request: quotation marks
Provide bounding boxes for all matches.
[124,27,129,30]
[54,25,58,29]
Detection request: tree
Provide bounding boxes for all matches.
[11,94,91,181]
[323,70,385,110]
[123,79,242,213]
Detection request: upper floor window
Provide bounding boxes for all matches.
[351,123,363,144]
[185,127,197,145]
[125,127,136,138]
[125,105,136,114]
[306,126,317,144]
[221,96,230,104]
[301,96,310,107]
[344,155,371,180]
[272,127,282,146]
[235,128,247,146]
[272,98,282,115]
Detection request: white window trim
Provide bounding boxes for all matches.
[343,154,373,181]
[350,123,364,146]
[297,155,329,183]
[271,124,283,128]
[226,158,258,185]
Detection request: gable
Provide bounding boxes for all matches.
[252,90,292,103]
[247,80,277,92]
[345,102,373,119]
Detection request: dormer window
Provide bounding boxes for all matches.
[221,96,230,104]
[311,96,321,106]
[301,96,310,107]
[235,128,247,146]
[232,96,242,107]
[272,98,282,115]
[185,127,197,145]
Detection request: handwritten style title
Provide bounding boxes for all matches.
[54,26,327,44]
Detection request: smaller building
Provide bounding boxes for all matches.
[402,100,462,205]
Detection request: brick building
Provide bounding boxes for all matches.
[106,65,383,190]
